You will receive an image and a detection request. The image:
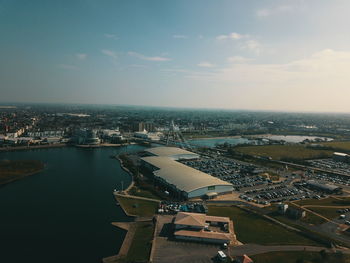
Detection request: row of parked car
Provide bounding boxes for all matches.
[157,201,208,214]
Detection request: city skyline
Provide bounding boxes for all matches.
[1,0,350,112]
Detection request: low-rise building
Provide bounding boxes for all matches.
[173,212,234,244]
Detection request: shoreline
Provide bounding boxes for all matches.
[0,143,68,152]
[0,163,45,187]
[0,142,137,153]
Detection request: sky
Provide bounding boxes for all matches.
[1,0,350,112]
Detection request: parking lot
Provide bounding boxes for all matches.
[308,159,350,177]
[181,157,269,190]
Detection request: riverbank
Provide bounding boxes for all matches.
[0,143,67,152]
[0,160,44,186]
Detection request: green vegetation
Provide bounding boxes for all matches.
[308,207,341,221]
[301,212,328,225]
[233,144,332,161]
[128,185,161,200]
[208,206,320,246]
[250,250,350,263]
[0,160,44,185]
[295,197,350,207]
[320,141,350,153]
[126,222,154,262]
[117,196,159,217]
[268,206,328,226]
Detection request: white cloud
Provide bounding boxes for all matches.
[101,49,118,59]
[188,49,350,111]
[128,51,171,61]
[58,64,79,70]
[227,56,254,64]
[241,40,262,54]
[76,53,87,60]
[197,62,215,68]
[104,33,118,40]
[256,5,293,17]
[216,32,248,40]
[173,35,188,39]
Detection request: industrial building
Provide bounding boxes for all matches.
[333,152,350,163]
[306,180,342,194]
[173,212,234,244]
[141,147,233,199]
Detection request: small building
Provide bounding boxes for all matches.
[173,212,234,244]
[278,203,288,214]
[286,206,306,220]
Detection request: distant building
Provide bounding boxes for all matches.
[286,206,306,220]
[306,180,342,194]
[75,129,100,145]
[134,130,161,141]
[133,122,156,132]
[278,203,289,214]
[333,152,350,163]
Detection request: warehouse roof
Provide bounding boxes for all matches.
[174,212,206,227]
[145,146,199,160]
[141,155,232,193]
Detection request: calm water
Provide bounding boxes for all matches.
[0,145,145,263]
[257,135,332,143]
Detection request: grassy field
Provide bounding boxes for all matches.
[308,207,342,221]
[126,222,154,262]
[0,160,44,185]
[234,144,332,161]
[128,185,161,200]
[250,251,350,263]
[117,196,159,217]
[208,206,320,246]
[321,141,350,152]
[295,197,350,207]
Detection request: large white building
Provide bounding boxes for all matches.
[141,147,233,199]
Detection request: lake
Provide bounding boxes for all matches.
[0,145,145,263]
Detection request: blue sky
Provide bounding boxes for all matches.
[1,0,350,112]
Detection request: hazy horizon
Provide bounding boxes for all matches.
[1,0,350,113]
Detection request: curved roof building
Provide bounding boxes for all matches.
[141,147,232,198]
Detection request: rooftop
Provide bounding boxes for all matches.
[141,155,232,193]
[145,146,199,160]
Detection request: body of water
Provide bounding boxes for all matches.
[0,145,145,263]
[256,135,333,143]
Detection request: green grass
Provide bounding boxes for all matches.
[0,160,44,185]
[234,144,332,161]
[308,207,342,220]
[250,251,350,263]
[126,222,154,262]
[295,197,350,207]
[301,212,328,225]
[321,141,350,152]
[208,206,320,246]
[128,185,161,200]
[117,196,159,217]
